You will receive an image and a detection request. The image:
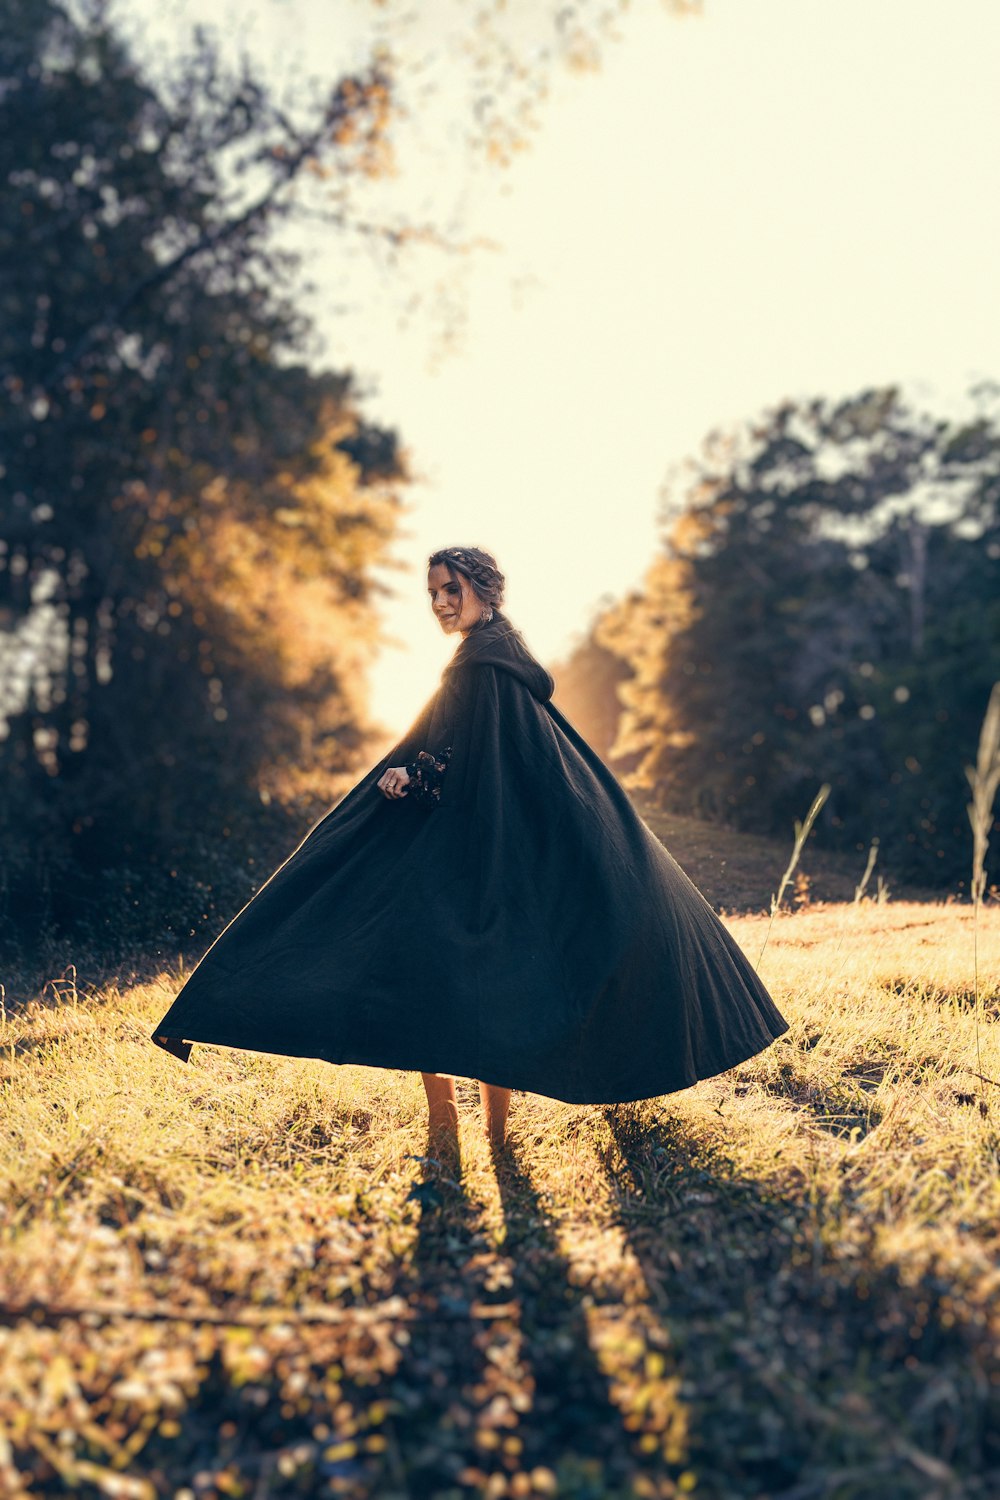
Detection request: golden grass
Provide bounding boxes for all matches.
[1,900,998,1498]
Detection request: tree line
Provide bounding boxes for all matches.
[3,0,685,966]
[554,385,1000,890]
[0,0,410,962]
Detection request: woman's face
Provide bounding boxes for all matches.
[427,563,485,637]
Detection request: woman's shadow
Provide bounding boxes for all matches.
[379,1121,517,1496]
[379,1116,658,1495]
[487,1130,656,1485]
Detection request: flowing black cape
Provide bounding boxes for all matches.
[151,609,788,1103]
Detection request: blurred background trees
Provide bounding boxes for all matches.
[3,0,698,965]
[0,0,407,958]
[3,0,996,968]
[559,384,1000,887]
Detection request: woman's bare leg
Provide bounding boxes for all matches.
[421,1072,459,1145]
[479,1080,512,1149]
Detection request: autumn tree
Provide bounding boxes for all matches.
[0,0,407,958]
[548,609,636,769]
[1,0,704,964]
[588,385,1000,886]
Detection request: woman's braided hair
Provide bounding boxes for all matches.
[428,545,506,610]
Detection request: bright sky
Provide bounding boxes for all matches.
[120,0,1000,744]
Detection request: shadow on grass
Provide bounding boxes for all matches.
[7,1107,995,1500]
[361,1125,503,1496]
[487,1132,673,1491]
[736,1063,887,1140]
[370,1124,673,1498]
[601,1103,998,1500]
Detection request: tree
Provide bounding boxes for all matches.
[111,0,704,366]
[547,600,637,768]
[591,385,1000,886]
[2,0,704,962]
[0,0,406,958]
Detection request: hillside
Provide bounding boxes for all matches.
[634,801,945,913]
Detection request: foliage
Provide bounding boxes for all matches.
[586,384,1000,888]
[0,0,407,958]
[1,0,710,961]
[549,625,636,769]
[1,900,998,1496]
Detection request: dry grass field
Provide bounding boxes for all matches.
[1,898,998,1499]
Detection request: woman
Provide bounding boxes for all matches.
[152,545,788,1151]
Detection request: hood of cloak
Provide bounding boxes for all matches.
[442,607,555,704]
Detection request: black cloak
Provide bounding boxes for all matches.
[151,609,788,1104]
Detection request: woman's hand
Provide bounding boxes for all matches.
[377,765,412,799]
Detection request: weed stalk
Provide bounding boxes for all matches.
[965,680,1000,1109]
[756,783,831,971]
[854,838,880,904]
